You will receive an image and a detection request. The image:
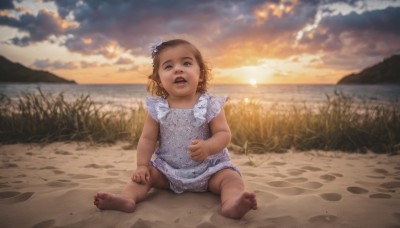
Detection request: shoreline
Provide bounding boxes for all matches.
[1,142,400,227]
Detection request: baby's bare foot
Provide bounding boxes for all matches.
[221,192,257,219]
[94,192,136,213]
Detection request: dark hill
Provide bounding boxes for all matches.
[0,55,76,84]
[337,55,400,85]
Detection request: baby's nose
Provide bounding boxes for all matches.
[174,66,184,73]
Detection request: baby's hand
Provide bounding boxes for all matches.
[188,139,210,162]
[132,165,150,185]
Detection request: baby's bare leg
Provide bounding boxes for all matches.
[208,169,257,219]
[94,166,169,213]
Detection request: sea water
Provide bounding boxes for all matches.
[1,83,399,109]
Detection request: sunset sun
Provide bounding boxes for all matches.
[249,79,257,86]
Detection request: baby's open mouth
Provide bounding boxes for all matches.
[174,77,187,84]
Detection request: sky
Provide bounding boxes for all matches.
[1,0,400,85]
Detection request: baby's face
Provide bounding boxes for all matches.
[157,44,201,99]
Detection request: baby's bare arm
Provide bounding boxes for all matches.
[189,109,231,161]
[133,114,159,184]
[208,109,231,151]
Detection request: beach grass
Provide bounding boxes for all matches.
[1,89,399,153]
[226,91,400,153]
[0,89,146,144]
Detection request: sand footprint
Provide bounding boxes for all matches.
[68,174,96,179]
[374,168,389,175]
[0,191,20,199]
[347,186,369,194]
[369,193,392,199]
[0,184,10,188]
[0,163,18,168]
[331,173,343,177]
[31,219,55,228]
[287,169,306,176]
[268,161,286,166]
[319,193,342,201]
[84,164,114,169]
[366,175,385,179]
[376,187,395,193]
[320,174,336,182]
[301,181,323,189]
[55,149,72,155]
[380,181,400,189]
[40,166,57,170]
[53,170,65,174]
[301,166,323,172]
[0,191,34,204]
[267,181,292,188]
[285,177,308,183]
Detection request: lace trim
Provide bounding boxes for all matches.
[145,93,226,126]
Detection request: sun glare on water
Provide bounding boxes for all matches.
[250,79,257,86]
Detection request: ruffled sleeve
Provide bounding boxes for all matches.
[145,97,160,122]
[206,94,227,123]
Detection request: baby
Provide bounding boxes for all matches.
[94,39,257,219]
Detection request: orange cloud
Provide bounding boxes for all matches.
[254,0,299,22]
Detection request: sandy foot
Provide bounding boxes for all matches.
[222,192,257,219]
[94,192,136,213]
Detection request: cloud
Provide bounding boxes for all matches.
[1,0,399,72]
[32,58,108,69]
[118,65,138,72]
[10,36,30,46]
[33,58,78,70]
[0,0,14,10]
[115,57,133,65]
[0,8,77,46]
[0,0,328,58]
[64,34,121,59]
[80,61,99,68]
[296,6,400,70]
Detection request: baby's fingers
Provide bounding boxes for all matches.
[132,174,140,183]
[188,144,199,152]
[191,139,201,145]
[132,173,145,184]
[191,152,205,162]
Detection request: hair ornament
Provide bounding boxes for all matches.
[150,39,163,58]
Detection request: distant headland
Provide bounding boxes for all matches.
[337,55,400,85]
[0,55,76,84]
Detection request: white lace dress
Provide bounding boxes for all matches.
[146,92,239,193]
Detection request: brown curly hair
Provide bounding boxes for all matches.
[147,39,211,97]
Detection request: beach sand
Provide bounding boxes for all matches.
[0,142,400,228]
